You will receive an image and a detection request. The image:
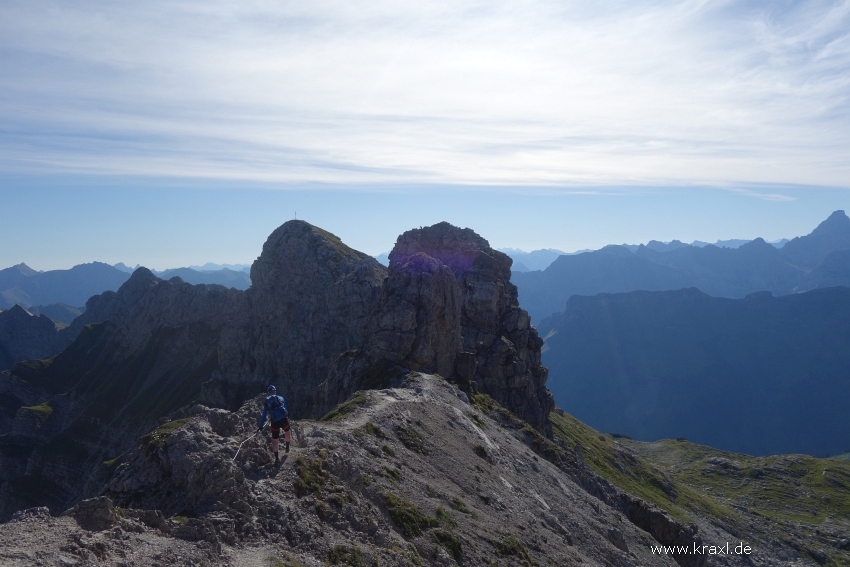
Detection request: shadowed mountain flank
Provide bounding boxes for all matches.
[538,286,850,456]
[319,222,554,433]
[0,305,69,372]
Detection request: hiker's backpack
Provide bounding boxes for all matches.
[266,395,288,421]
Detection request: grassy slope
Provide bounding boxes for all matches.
[549,407,850,565]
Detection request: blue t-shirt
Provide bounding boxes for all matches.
[259,395,288,427]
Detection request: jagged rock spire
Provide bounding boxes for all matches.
[319,222,554,433]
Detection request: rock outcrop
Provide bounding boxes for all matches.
[319,222,553,432]
[212,221,387,416]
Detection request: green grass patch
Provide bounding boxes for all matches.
[268,552,309,567]
[435,506,456,528]
[404,544,424,566]
[141,418,191,449]
[470,393,519,425]
[386,493,438,537]
[542,402,850,562]
[549,408,690,522]
[327,493,347,507]
[382,467,403,482]
[521,424,564,464]
[361,421,387,438]
[321,392,367,422]
[328,545,367,567]
[492,534,531,563]
[102,454,124,471]
[172,515,189,525]
[468,412,487,429]
[382,444,395,456]
[431,529,463,561]
[395,424,428,454]
[19,402,54,425]
[294,454,330,496]
[450,497,476,518]
[630,438,850,526]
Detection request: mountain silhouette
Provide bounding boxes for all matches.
[514,211,850,323]
[0,262,129,309]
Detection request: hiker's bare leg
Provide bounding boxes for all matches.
[284,430,291,443]
[272,438,279,454]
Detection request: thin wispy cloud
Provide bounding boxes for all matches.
[1,0,849,188]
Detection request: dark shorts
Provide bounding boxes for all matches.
[271,417,290,438]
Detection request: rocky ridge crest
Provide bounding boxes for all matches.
[1,373,712,567]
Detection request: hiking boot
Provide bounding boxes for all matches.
[285,442,290,453]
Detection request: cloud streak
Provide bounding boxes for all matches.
[1,0,849,188]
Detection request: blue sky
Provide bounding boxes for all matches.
[2,1,850,269]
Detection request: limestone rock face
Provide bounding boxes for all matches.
[100,268,241,354]
[362,252,463,378]
[321,222,553,432]
[213,221,387,416]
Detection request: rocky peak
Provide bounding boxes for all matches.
[812,209,850,235]
[321,222,554,433]
[114,267,160,305]
[214,221,387,416]
[11,263,38,276]
[3,303,34,319]
[250,220,375,291]
[388,222,500,278]
[782,210,850,267]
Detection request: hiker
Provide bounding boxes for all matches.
[258,385,290,464]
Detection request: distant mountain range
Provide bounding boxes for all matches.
[151,267,250,288]
[0,262,252,312]
[497,239,788,274]
[381,237,788,274]
[514,210,850,323]
[538,286,850,457]
[115,262,251,273]
[497,248,570,272]
[0,262,131,310]
[26,303,84,325]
